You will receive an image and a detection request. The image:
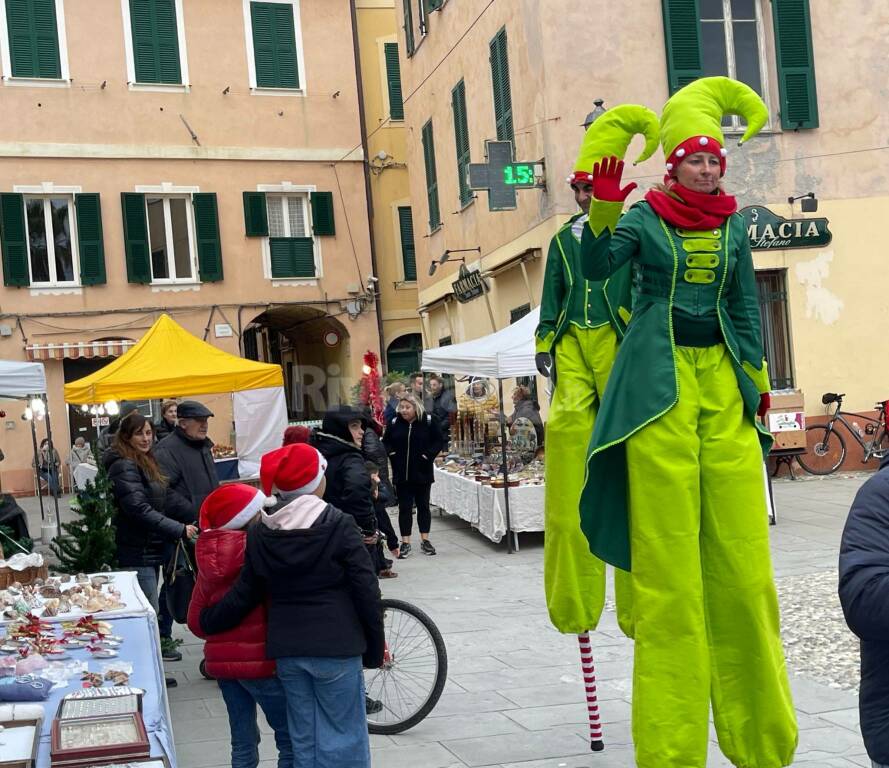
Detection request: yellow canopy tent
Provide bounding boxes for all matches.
[64,314,282,404]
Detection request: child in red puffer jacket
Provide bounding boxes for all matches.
[187,484,293,768]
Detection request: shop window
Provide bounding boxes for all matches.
[246,0,303,91]
[756,269,794,389]
[125,0,186,85]
[438,335,451,346]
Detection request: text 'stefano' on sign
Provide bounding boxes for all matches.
[739,206,833,250]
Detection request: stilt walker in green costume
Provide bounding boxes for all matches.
[578,77,798,768]
[537,105,657,749]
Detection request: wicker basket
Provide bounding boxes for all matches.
[0,543,48,588]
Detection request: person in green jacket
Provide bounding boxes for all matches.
[579,78,797,768]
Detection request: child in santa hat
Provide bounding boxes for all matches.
[187,483,292,768]
[199,443,383,768]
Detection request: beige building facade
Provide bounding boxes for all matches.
[0,0,380,493]
[397,0,889,446]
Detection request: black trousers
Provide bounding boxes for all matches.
[375,500,400,550]
[396,482,432,537]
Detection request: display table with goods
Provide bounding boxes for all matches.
[0,567,177,767]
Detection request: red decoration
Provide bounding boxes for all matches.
[358,350,384,425]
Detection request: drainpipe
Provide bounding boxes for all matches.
[349,0,387,369]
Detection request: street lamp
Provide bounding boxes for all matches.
[428,247,482,277]
[788,192,818,213]
[582,99,607,129]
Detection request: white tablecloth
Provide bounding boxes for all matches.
[430,468,544,543]
[71,461,98,490]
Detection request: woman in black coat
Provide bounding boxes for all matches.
[105,412,197,615]
[383,394,445,558]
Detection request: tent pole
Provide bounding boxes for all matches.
[29,410,45,523]
[498,379,513,554]
[43,398,62,535]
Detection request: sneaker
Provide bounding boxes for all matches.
[165,676,178,689]
[366,696,383,715]
[161,637,183,662]
[398,542,411,559]
[421,540,437,556]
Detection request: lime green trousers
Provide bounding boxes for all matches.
[544,324,632,635]
[625,345,797,768]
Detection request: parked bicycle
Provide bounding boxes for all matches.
[365,597,448,734]
[797,392,889,476]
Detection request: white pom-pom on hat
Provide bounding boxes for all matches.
[720,147,728,157]
[699,136,709,145]
[665,163,674,171]
[676,148,686,158]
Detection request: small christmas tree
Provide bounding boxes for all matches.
[50,461,117,573]
[357,350,384,424]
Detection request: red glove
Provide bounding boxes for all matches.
[757,392,771,420]
[592,156,638,202]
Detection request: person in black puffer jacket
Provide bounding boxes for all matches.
[839,455,889,768]
[360,411,400,560]
[313,406,377,536]
[105,412,197,620]
[383,393,445,558]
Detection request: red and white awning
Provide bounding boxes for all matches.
[26,340,135,361]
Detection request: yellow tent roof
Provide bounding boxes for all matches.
[64,314,283,405]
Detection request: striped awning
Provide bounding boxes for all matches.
[26,340,135,361]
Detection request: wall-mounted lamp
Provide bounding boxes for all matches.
[582,98,607,129]
[428,247,481,277]
[788,192,818,213]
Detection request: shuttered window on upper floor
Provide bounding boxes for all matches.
[251,0,299,89]
[402,0,414,56]
[129,0,182,84]
[397,206,416,282]
[661,0,818,130]
[452,79,472,207]
[384,42,404,121]
[5,0,61,79]
[489,27,514,145]
[421,120,441,231]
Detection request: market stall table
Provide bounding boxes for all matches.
[71,462,99,491]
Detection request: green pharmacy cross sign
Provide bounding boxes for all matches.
[467,140,545,211]
[739,206,832,250]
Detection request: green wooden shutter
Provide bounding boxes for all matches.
[397,206,416,282]
[5,0,61,79]
[384,43,404,120]
[243,192,268,237]
[193,193,223,283]
[427,0,443,10]
[402,0,414,55]
[452,79,471,206]
[421,120,440,230]
[773,0,819,129]
[661,0,703,94]
[489,28,514,144]
[75,193,106,286]
[310,191,336,236]
[129,0,182,84]
[251,1,299,89]
[121,193,151,284]
[270,237,315,278]
[0,193,29,287]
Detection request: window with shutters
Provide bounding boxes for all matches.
[122,0,188,87]
[243,0,304,92]
[23,195,78,286]
[421,120,441,232]
[144,195,197,283]
[1,0,69,81]
[489,28,514,144]
[253,187,322,280]
[452,79,472,207]
[699,0,771,131]
[397,206,416,283]
[401,0,414,56]
[383,41,403,121]
[756,269,794,389]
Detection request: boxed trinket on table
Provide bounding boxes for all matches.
[0,703,42,768]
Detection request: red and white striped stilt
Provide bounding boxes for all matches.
[578,631,605,751]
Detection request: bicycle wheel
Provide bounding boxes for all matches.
[365,598,447,735]
[797,426,846,475]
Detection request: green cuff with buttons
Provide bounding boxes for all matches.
[586,200,624,236]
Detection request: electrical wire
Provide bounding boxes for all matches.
[331,162,366,285]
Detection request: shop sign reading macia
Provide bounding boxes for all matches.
[739,206,832,250]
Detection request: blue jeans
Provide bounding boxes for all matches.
[873,762,889,768]
[134,566,160,615]
[276,656,370,768]
[217,677,293,768]
[39,467,60,497]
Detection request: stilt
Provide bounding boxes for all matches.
[578,631,604,751]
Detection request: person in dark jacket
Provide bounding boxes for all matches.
[105,412,197,688]
[188,484,292,768]
[154,400,178,442]
[382,381,406,424]
[154,400,219,661]
[425,374,457,443]
[383,393,445,558]
[200,443,383,768]
[839,457,889,768]
[361,412,400,559]
[507,385,545,446]
[312,405,377,536]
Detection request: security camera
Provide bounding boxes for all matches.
[367,275,379,283]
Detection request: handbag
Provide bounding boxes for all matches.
[164,539,196,624]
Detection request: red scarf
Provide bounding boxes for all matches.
[644,181,737,229]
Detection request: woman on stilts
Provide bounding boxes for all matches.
[579,76,798,768]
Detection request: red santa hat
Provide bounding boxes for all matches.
[199,484,267,531]
[260,443,328,497]
[566,170,595,187]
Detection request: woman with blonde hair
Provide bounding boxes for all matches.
[383,393,444,558]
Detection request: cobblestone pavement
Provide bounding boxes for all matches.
[22,472,877,766]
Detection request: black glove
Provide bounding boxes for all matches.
[535,352,553,378]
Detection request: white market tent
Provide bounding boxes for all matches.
[420,307,540,379]
[0,360,47,398]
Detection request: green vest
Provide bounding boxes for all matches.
[578,201,773,571]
